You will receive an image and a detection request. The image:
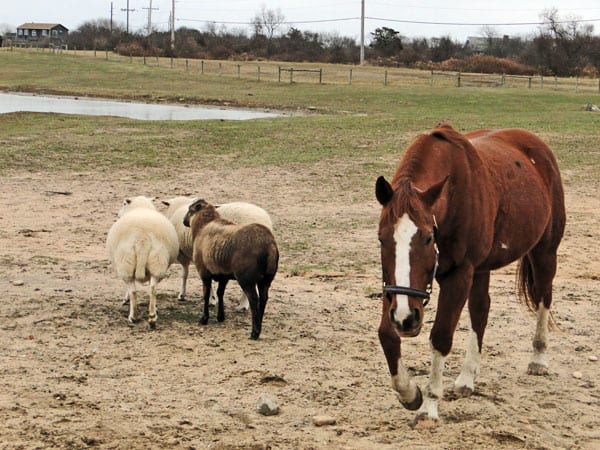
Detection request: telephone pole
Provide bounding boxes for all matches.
[360,0,365,65]
[143,0,158,35]
[121,0,135,34]
[170,0,175,52]
[110,2,114,32]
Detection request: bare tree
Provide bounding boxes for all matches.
[252,5,285,39]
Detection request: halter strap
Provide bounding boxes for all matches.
[381,215,439,308]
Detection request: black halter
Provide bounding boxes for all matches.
[381,217,439,307]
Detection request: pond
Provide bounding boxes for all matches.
[0,92,284,121]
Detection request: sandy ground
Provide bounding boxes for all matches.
[0,161,599,450]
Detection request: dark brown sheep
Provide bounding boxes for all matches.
[183,199,279,339]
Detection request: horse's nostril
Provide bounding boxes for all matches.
[413,308,421,323]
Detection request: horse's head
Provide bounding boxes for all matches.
[375,175,445,338]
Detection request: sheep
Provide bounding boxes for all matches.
[162,197,273,310]
[106,196,179,328]
[183,198,279,339]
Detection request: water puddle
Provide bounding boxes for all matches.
[0,92,284,121]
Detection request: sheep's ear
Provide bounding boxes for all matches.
[125,198,132,205]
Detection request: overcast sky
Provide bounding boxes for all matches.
[3,1,600,42]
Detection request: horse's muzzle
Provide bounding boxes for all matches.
[390,307,422,337]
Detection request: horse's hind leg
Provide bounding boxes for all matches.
[455,271,491,396]
[525,248,559,375]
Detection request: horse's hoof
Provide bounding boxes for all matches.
[454,385,474,397]
[199,316,209,325]
[128,316,137,324]
[411,413,438,430]
[527,362,549,376]
[250,330,260,340]
[148,321,156,330]
[177,295,186,303]
[217,314,225,322]
[399,386,423,411]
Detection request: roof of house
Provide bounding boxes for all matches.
[17,23,68,31]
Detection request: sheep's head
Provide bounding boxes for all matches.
[118,196,156,217]
[183,198,219,228]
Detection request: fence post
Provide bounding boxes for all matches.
[218,62,222,76]
[278,66,281,82]
[528,77,532,89]
[143,55,146,65]
[186,59,189,72]
[290,67,294,83]
[201,60,204,74]
[349,68,353,85]
[319,68,322,84]
[540,74,544,90]
[257,65,261,82]
[576,76,579,92]
[237,64,241,79]
[430,70,434,86]
[105,48,109,60]
[384,69,388,86]
[501,73,505,86]
[457,72,461,88]
[554,76,558,90]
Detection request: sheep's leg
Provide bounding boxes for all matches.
[209,285,218,307]
[122,290,130,306]
[240,282,261,340]
[216,280,229,322]
[127,281,137,323]
[148,276,158,329]
[178,262,189,302]
[236,291,250,312]
[200,277,212,325]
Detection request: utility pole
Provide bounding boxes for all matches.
[170,0,175,52]
[121,0,135,34]
[360,0,365,65]
[143,0,158,35]
[110,2,114,32]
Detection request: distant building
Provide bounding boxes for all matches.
[466,35,509,53]
[15,23,69,47]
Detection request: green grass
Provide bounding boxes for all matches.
[1,50,599,182]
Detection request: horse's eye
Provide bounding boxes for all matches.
[425,235,433,246]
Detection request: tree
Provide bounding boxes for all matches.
[252,5,285,40]
[369,27,403,58]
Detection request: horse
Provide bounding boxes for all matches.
[375,122,565,427]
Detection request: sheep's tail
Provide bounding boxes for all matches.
[516,254,557,330]
[265,242,279,278]
[133,236,151,281]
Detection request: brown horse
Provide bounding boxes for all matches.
[375,123,565,427]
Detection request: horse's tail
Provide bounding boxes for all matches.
[516,255,557,330]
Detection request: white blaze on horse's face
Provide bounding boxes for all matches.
[393,213,418,325]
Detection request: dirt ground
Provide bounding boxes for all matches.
[0,160,599,450]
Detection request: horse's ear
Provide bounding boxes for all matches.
[376,176,394,206]
[416,175,449,208]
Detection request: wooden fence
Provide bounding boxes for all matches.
[7,46,600,93]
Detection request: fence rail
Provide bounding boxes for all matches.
[6,46,600,93]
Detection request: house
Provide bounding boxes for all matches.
[16,23,69,46]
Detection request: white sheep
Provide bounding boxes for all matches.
[106,196,179,328]
[162,197,273,310]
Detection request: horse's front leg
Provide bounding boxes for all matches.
[415,266,473,427]
[378,314,422,410]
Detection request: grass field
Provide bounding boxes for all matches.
[1,49,599,182]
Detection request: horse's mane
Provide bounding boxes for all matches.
[382,123,465,226]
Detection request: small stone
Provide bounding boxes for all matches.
[589,356,598,362]
[312,415,337,427]
[257,394,279,416]
[572,371,583,379]
[12,280,25,286]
